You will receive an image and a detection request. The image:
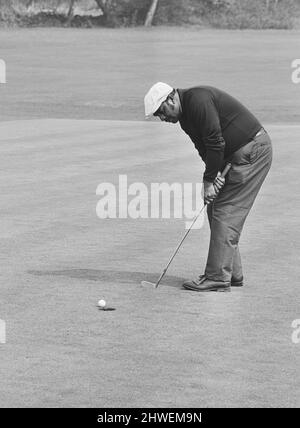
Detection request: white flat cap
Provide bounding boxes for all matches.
[144,82,173,117]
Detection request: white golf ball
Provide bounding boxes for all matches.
[97,299,106,309]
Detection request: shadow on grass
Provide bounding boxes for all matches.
[27,269,185,288]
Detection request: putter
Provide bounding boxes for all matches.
[141,163,232,289]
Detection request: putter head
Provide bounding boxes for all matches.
[141,280,157,288]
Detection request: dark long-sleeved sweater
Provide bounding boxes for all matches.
[177,86,262,182]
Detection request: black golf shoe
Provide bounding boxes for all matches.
[231,277,244,287]
[190,274,243,288]
[182,276,231,292]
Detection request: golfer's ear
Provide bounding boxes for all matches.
[165,98,173,109]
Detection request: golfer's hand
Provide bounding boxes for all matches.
[203,181,218,204]
[213,172,226,192]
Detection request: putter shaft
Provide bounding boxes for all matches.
[143,163,232,289]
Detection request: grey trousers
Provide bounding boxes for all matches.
[205,130,273,282]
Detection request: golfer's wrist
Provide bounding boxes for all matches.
[203,179,215,189]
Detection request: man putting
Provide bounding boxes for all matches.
[144,83,272,292]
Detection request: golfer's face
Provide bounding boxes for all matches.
[156,99,179,123]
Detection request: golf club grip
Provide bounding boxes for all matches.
[220,163,232,178]
[203,163,232,206]
[221,162,231,178]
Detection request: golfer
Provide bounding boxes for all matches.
[144,83,272,292]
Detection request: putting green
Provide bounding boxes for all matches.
[0,118,299,407]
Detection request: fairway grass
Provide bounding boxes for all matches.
[0,27,299,123]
